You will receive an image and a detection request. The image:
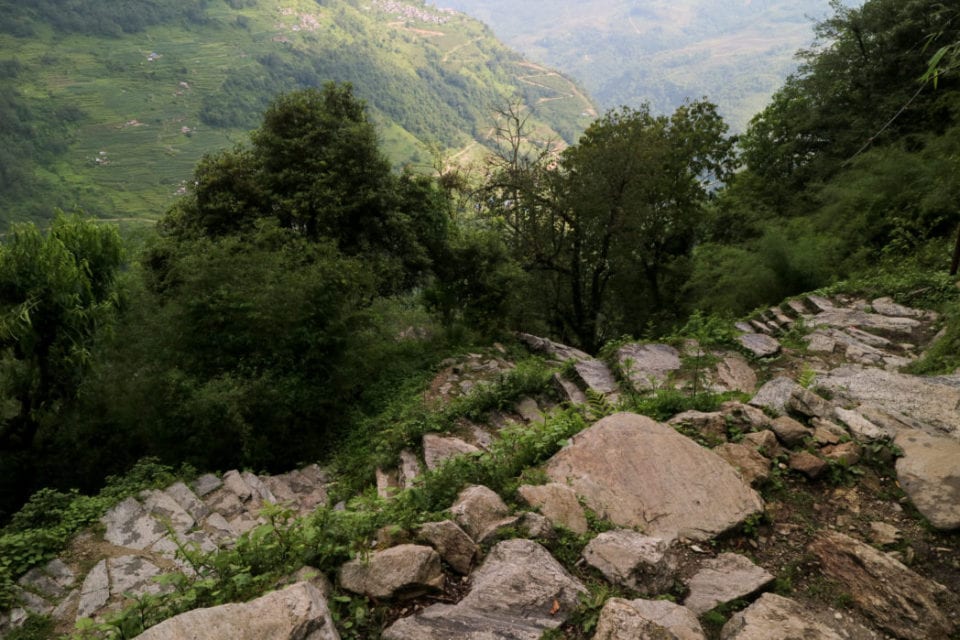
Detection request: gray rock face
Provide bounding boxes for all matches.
[133,581,339,640]
[722,593,878,640]
[517,333,590,362]
[416,520,477,575]
[101,498,168,550]
[450,485,515,543]
[894,429,960,530]
[749,377,802,416]
[582,530,677,595]
[816,366,960,437]
[108,556,166,598]
[594,598,705,640]
[833,407,890,442]
[517,483,588,535]
[422,433,481,471]
[738,333,781,358]
[338,545,443,600]
[77,560,110,620]
[546,413,763,541]
[617,343,682,392]
[809,530,958,640]
[683,553,773,615]
[381,539,586,640]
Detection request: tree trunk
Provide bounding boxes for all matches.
[951,222,960,276]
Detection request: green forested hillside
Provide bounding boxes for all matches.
[0,0,594,226]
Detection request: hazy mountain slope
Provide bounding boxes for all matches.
[440,0,853,131]
[0,0,594,225]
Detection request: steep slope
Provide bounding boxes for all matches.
[0,0,594,225]
[441,0,853,131]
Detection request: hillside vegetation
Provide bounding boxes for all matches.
[0,0,594,226]
[442,0,853,131]
[2,0,960,637]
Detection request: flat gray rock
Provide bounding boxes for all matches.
[517,483,588,535]
[545,413,763,541]
[141,489,195,535]
[594,598,705,640]
[517,333,590,362]
[573,358,620,398]
[738,333,780,358]
[809,308,921,335]
[77,560,110,620]
[715,354,757,394]
[382,539,586,640]
[582,530,677,594]
[816,366,960,437]
[617,343,682,392]
[108,555,166,598]
[450,485,515,542]
[101,497,167,550]
[895,429,960,530]
[684,553,773,614]
[163,482,210,522]
[133,581,339,640]
[422,433,481,471]
[417,520,477,575]
[749,377,801,416]
[192,473,222,497]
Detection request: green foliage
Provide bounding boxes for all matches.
[909,300,960,374]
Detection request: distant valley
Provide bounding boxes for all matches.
[439,0,857,131]
[0,0,594,225]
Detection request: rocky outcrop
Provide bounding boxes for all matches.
[133,581,339,640]
[381,539,586,640]
[545,413,763,541]
[809,530,958,640]
[616,343,682,391]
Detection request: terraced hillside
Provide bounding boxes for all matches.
[0,0,594,226]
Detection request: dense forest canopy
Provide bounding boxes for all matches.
[1,0,960,559]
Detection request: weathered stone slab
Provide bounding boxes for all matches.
[545,413,763,541]
[141,489,195,535]
[573,358,620,398]
[817,366,960,438]
[594,598,705,640]
[515,396,543,422]
[769,416,812,447]
[582,530,677,595]
[749,377,801,416]
[553,373,588,404]
[722,593,878,640]
[684,553,773,614]
[788,388,833,420]
[397,449,421,489]
[809,308,921,335]
[895,429,960,530]
[809,531,958,640]
[617,343,682,392]
[713,443,770,486]
[133,581,339,640]
[164,482,210,522]
[77,560,110,620]
[108,555,166,598]
[738,333,781,358]
[871,297,926,318]
[192,473,222,497]
[101,497,167,550]
[339,545,443,600]
[789,451,827,479]
[382,539,586,640]
[518,483,588,535]
[422,433,481,471]
[715,354,757,394]
[416,520,477,575]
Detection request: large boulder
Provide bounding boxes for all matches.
[894,429,960,530]
[382,539,586,640]
[545,413,763,541]
[808,530,958,640]
[416,520,478,575]
[132,581,339,640]
[338,545,443,600]
[593,598,705,640]
[450,485,517,543]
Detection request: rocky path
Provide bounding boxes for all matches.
[3,293,959,639]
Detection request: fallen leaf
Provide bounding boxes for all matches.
[550,599,560,615]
